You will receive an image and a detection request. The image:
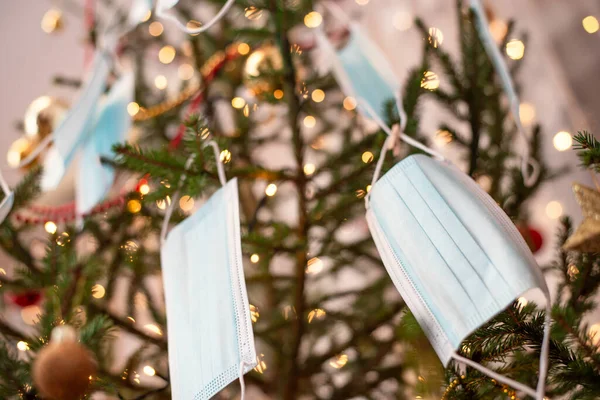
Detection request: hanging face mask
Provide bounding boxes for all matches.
[364,136,551,400]
[41,50,112,192]
[76,72,134,215]
[469,0,538,187]
[160,142,257,399]
[156,0,236,34]
[314,3,402,124]
[0,171,14,225]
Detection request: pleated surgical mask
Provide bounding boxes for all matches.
[160,142,257,399]
[314,3,402,125]
[76,72,134,215]
[360,96,551,399]
[40,50,112,192]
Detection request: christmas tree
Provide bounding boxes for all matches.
[0,0,599,399]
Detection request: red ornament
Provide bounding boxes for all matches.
[8,290,42,308]
[518,225,544,253]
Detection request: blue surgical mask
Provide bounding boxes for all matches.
[0,172,14,225]
[469,0,538,186]
[160,142,257,399]
[315,6,401,124]
[366,148,551,400]
[41,50,112,192]
[76,72,134,215]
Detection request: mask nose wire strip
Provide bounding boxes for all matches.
[469,0,539,187]
[160,140,227,245]
[451,298,551,400]
[156,0,236,34]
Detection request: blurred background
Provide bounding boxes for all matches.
[1,0,599,266]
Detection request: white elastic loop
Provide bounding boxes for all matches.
[159,140,227,244]
[156,0,236,34]
[451,352,538,398]
[469,0,537,187]
[452,299,552,400]
[357,97,445,161]
[239,360,249,400]
[205,140,227,186]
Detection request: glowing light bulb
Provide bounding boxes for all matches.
[421,71,439,90]
[589,323,600,345]
[127,199,142,213]
[179,196,195,212]
[356,0,369,5]
[362,151,374,163]
[44,221,57,234]
[306,257,323,274]
[237,43,251,55]
[545,201,563,219]
[154,75,168,90]
[265,183,277,197]
[343,96,357,111]
[553,131,572,151]
[304,11,323,28]
[329,354,348,369]
[144,324,163,336]
[139,183,150,195]
[250,254,260,263]
[274,89,284,99]
[506,39,525,60]
[127,102,140,116]
[517,297,528,308]
[232,97,246,109]
[519,103,536,126]
[434,130,453,146]
[428,27,444,47]
[311,89,325,103]
[159,46,176,64]
[148,21,163,36]
[17,341,30,351]
[308,308,326,323]
[143,366,156,376]
[141,10,152,22]
[41,9,62,34]
[303,116,316,128]
[249,304,260,322]
[583,16,599,34]
[303,163,316,176]
[92,284,106,299]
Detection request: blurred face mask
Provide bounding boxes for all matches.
[365,136,551,400]
[41,50,112,192]
[0,172,14,224]
[314,4,401,124]
[76,72,134,215]
[160,142,257,399]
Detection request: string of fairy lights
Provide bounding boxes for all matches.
[8,1,600,397]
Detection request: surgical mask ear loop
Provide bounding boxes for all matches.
[469,0,539,187]
[160,140,227,245]
[451,297,551,400]
[360,96,445,209]
[156,0,236,34]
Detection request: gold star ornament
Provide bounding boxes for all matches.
[563,183,600,252]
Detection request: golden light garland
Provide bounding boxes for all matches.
[133,43,241,122]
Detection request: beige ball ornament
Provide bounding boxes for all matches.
[32,326,97,400]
